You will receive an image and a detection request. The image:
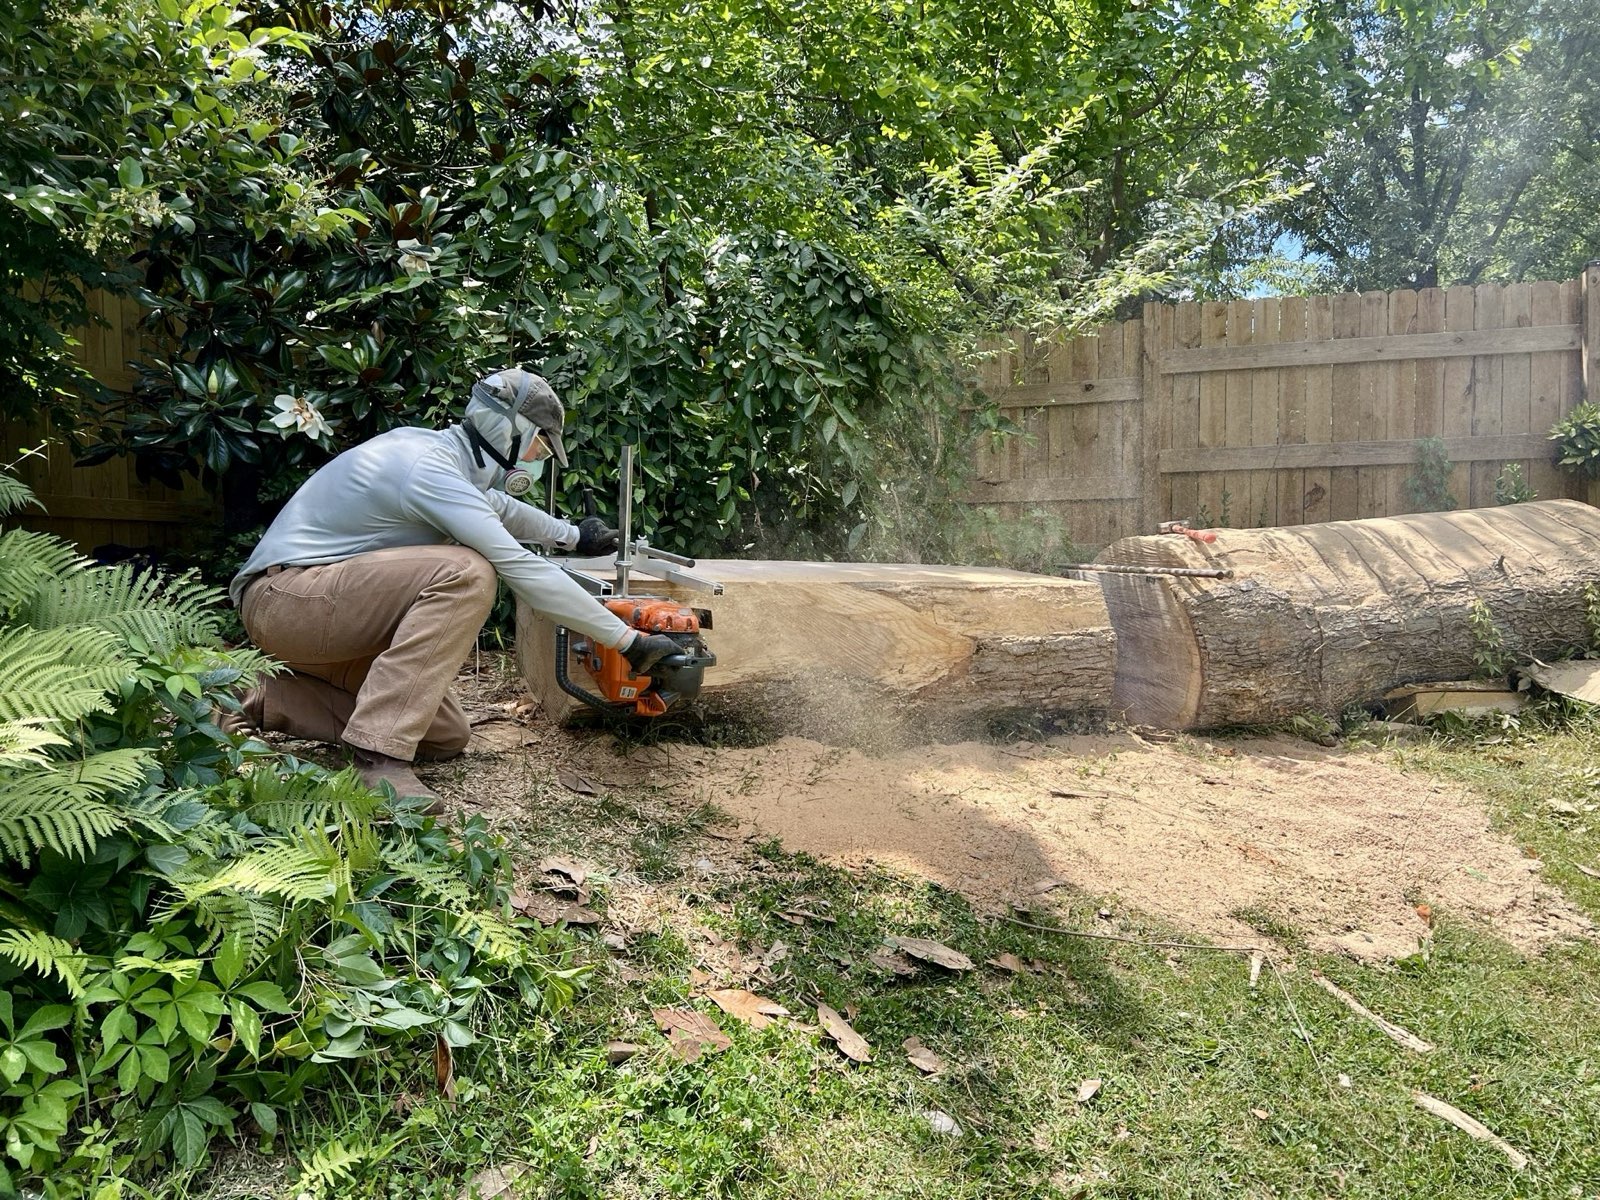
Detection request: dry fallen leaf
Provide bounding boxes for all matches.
[605,1040,644,1065]
[887,936,975,972]
[987,952,1026,974]
[652,1009,732,1063]
[708,988,791,1030]
[538,856,588,889]
[816,1003,872,1063]
[513,892,600,926]
[903,1036,945,1075]
[433,1034,455,1099]
[557,771,599,796]
[1075,1078,1103,1104]
[1251,1107,1270,1120]
[867,947,918,976]
[777,908,837,926]
[1027,876,1069,895]
[687,967,713,990]
[1414,902,1434,927]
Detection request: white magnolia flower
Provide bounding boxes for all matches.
[397,238,438,275]
[270,393,331,441]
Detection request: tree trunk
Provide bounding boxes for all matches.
[1094,500,1600,730]
[517,559,1115,740]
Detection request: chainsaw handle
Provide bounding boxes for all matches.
[581,486,599,521]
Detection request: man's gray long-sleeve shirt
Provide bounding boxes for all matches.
[228,424,633,648]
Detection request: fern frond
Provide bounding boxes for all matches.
[294,1139,375,1200]
[453,908,528,965]
[0,748,151,863]
[0,717,68,768]
[239,765,384,833]
[0,625,126,726]
[383,852,474,910]
[24,563,226,653]
[384,852,527,963]
[0,928,90,998]
[0,472,41,519]
[0,529,86,616]
[181,892,289,968]
[175,834,342,905]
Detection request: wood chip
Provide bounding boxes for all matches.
[1576,863,1600,880]
[557,771,599,795]
[605,1040,644,1064]
[816,1003,872,1063]
[1026,877,1069,895]
[902,1036,945,1075]
[987,952,1026,973]
[1248,951,1264,990]
[1313,974,1434,1053]
[1250,1107,1269,1120]
[1413,1091,1529,1170]
[1075,1078,1103,1104]
[652,1009,732,1062]
[708,988,790,1030]
[886,936,975,972]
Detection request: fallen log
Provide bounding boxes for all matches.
[1094,499,1600,730]
[517,559,1115,737]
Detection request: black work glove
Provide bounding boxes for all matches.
[623,633,680,675]
[575,515,620,556]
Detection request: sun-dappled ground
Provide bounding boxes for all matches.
[217,655,1600,1200]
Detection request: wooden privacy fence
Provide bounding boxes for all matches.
[1,291,218,554]
[971,268,1600,549]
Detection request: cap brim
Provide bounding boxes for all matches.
[545,428,569,468]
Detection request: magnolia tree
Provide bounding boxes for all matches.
[6,0,1322,559]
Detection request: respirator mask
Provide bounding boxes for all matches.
[463,370,569,496]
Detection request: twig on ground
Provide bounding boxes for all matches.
[1412,1091,1529,1170]
[1312,973,1434,1054]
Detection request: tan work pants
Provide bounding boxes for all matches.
[239,545,496,762]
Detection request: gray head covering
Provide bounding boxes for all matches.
[466,368,569,467]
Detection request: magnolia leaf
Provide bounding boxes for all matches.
[652,1008,732,1062]
[886,936,974,972]
[816,1003,871,1063]
[903,1036,945,1075]
[708,988,790,1030]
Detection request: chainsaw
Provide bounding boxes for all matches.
[552,445,721,717]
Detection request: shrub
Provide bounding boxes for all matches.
[1550,402,1600,481]
[0,468,580,1196]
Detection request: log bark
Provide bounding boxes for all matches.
[1094,499,1600,730]
[517,559,1115,738]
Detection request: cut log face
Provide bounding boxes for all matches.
[1095,499,1600,730]
[516,560,1115,737]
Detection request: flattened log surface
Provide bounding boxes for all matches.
[517,559,1115,731]
[1095,499,1600,729]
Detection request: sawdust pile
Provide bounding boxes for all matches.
[570,731,1590,960]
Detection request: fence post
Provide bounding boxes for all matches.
[1138,300,1163,534]
[1585,263,1600,407]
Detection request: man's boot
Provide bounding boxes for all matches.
[351,747,446,816]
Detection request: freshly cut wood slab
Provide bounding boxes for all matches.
[517,559,1115,732]
[1095,499,1600,730]
[1382,681,1527,720]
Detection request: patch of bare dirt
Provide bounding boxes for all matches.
[559,730,1591,960]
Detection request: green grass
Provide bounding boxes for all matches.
[195,715,1600,1200]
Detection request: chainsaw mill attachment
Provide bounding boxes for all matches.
[553,445,722,717]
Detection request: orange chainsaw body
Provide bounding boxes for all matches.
[574,598,710,717]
